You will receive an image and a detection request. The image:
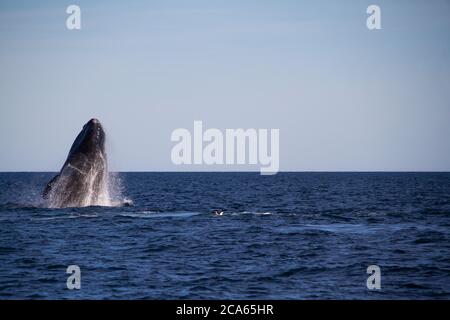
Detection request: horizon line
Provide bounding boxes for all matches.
[1,170,450,173]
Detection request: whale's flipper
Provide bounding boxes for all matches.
[43,174,60,199]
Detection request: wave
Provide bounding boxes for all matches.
[240,211,272,215]
[30,213,100,221]
[120,211,202,219]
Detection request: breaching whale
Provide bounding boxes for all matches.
[43,118,110,208]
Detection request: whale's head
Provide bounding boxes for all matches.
[68,118,106,157]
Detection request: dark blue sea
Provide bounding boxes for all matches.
[0,172,449,299]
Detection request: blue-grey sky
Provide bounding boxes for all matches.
[1,0,449,171]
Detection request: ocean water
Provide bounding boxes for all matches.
[0,172,449,299]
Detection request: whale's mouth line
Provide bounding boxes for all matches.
[67,163,88,175]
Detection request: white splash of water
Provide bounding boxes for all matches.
[106,172,132,207]
[85,162,110,207]
[46,152,129,208]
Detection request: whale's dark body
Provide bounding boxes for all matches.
[43,118,109,208]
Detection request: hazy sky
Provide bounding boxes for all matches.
[1,0,449,171]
